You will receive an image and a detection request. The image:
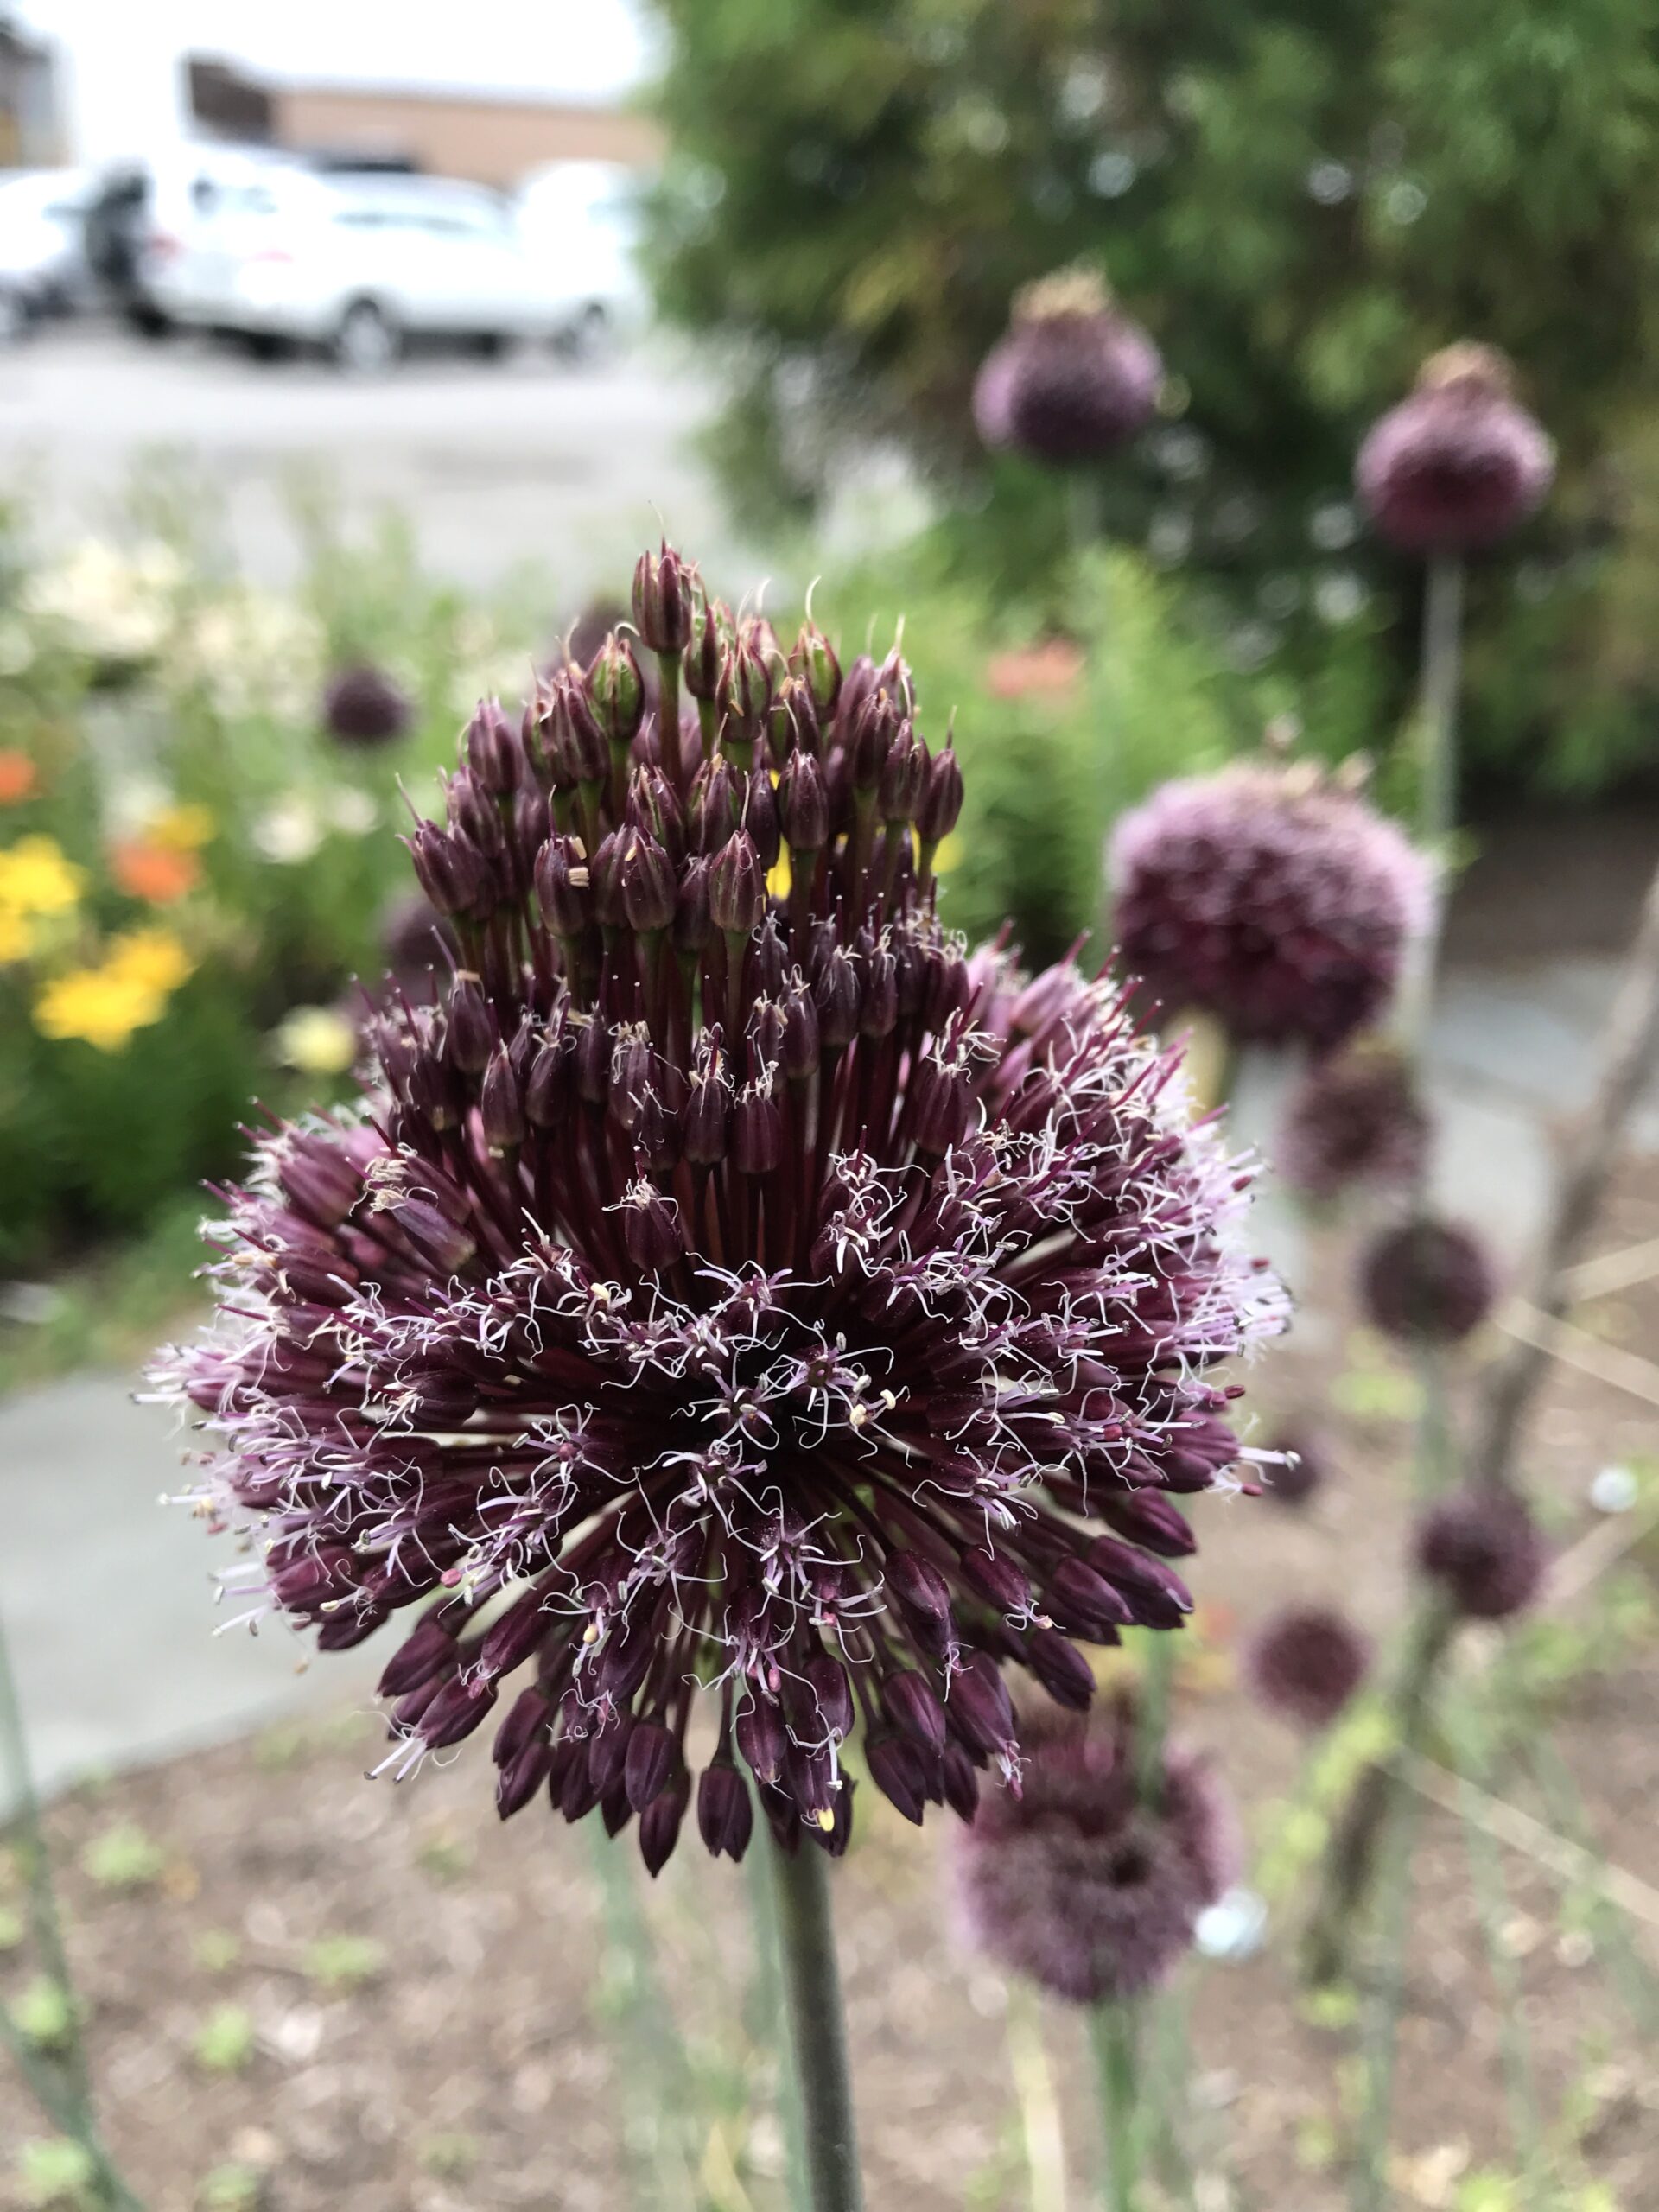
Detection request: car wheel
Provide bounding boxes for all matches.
[334,299,398,375]
[241,332,292,365]
[0,289,27,346]
[127,302,172,341]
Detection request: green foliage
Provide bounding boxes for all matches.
[79,1821,164,1894]
[302,1933,385,1992]
[645,0,1659,796]
[9,1976,77,2053]
[15,2138,99,2210]
[191,2003,256,2075]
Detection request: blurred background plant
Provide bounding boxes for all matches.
[644,0,1659,802]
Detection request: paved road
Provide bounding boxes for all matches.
[0,321,752,594]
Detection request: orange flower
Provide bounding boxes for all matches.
[0,751,37,804]
[985,639,1084,702]
[109,838,201,904]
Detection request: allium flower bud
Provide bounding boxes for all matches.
[1360,1215,1496,1346]
[974,268,1162,465]
[632,543,691,655]
[588,633,645,750]
[1110,762,1431,1049]
[1278,1042,1430,1202]
[1356,345,1554,556]
[465,699,522,796]
[322,662,413,747]
[790,620,842,717]
[1414,1488,1546,1620]
[954,1701,1238,2003]
[1245,1605,1370,1728]
[149,541,1286,1875]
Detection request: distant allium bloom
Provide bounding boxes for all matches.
[556,599,631,674]
[1357,344,1554,556]
[148,544,1286,1876]
[955,1700,1239,2003]
[1278,1042,1431,1201]
[1360,1215,1495,1346]
[1414,1489,1546,1620]
[1109,764,1431,1049]
[1245,1605,1370,1728]
[1262,1426,1326,1508]
[975,268,1161,464]
[321,663,414,747]
[381,893,455,980]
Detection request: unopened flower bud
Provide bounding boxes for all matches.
[632,543,691,655]
[778,751,830,854]
[735,1694,788,1785]
[684,600,724,701]
[464,698,521,795]
[918,744,964,845]
[407,823,483,918]
[638,1770,690,1877]
[445,974,493,1076]
[697,1759,753,1861]
[588,632,645,748]
[480,1044,525,1154]
[709,831,766,937]
[866,1732,928,1825]
[733,1079,782,1174]
[618,830,676,934]
[882,1668,947,1753]
[743,765,780,873]
[791,620,842,716]
[880,728,926,823]
[620,1182,685,1273]
[674,855,714,957]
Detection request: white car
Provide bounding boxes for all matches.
[514,160,647,354]
[147,168,567,368]
[0,168,95,329]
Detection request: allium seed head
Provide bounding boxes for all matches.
[1414,1489,1546,1620]
[148,544,1286,1875]
[953,1699,1239,2003]
[1278,1042,1430,1202]
[975,269,1162,466]
[1109,763,1430,1050]
[1356,344,1554,556]
[321,663,413,748]
[1245,1605,1370,1728]
[1360,1216,1496,1347]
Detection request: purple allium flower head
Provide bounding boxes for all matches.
[1414,1488,1546,1620]
[1360,1215,1496,1347]
[1356,344,1554,556]
[381,893,455,981]
[974,269,1161,465]
[321,663,414,748]
[1109,762,1431,1050]
[1278,1040,1431,1202]
[1245,1605,1370,1728]
[148,545,1287,1875]
[953,1699,1239,2003]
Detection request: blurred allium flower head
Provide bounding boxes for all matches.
[1414,1488,1546,1620]
[148,543,1286,1875]
[1262,1424,1328,1508]
[322,662,415,748]
[381,892,455,981]
[974,268,1162,464]
[954,1698,1239,2003]
[1356,344,1554,556]
[1245,1605,1370,1728]
[1278,1039,1431,1202]
[1109,761,1431,1049]
[1360,1214,1496,1346]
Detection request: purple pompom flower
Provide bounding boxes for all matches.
[975,269,1162,465]
[148,545,1286,1874]
[1360,1215,1496,1347]
[1109,763,1431,1050]
[954,1699,1239,2003]
[1357,345,1554,556]
[1278,1041,1431,1202]
[1414,1489,1546,1620]
[1245,1605,1370,1729]
[1261,1426,1328,1508]
[322,663,414,747]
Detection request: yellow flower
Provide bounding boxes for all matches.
[149,802,216,851]
[104,927,193,995]
[0,908,35,963]
[0,835,85,918]
[272,1005,358,1077]
[932,831,963,876]
[35,967,160,1051]
[766,848,793,901]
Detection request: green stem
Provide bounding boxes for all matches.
[1349,1780,1421,2212]
[744,1797,811,2211]
[1419,555,1464,862]
[1088,1999,1140,2211]
[769,1840,864,2212]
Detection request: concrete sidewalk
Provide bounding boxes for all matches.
[2,950,1655,1806]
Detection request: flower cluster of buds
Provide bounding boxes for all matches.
[1414,1489,1545,1620]
[975,268,1162,465]
[1360,1215,1495,1347]
[1245,1605,1370,1730]
[954,1697,1238,2002]
[321,662,414,748]
[150,543,1285,1872]
[1109,760,1431,1052]
[1278,1041,1430,1203]
[1357,344,1554,556]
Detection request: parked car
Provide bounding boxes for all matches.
[514,160,647,355]
[145,168,573,368]
[0,168,96,324]
[84,143,305,335]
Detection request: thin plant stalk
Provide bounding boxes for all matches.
[1349,1777,1421,2212]
[1418,556,1464,867]
[587,1826,697,2210]
[1005,1982,1069,2212]
[743,1796,810,2212]
[1088,1998,1141,2211]
[0,1615,145,2212]
[768,1841,863,2212]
